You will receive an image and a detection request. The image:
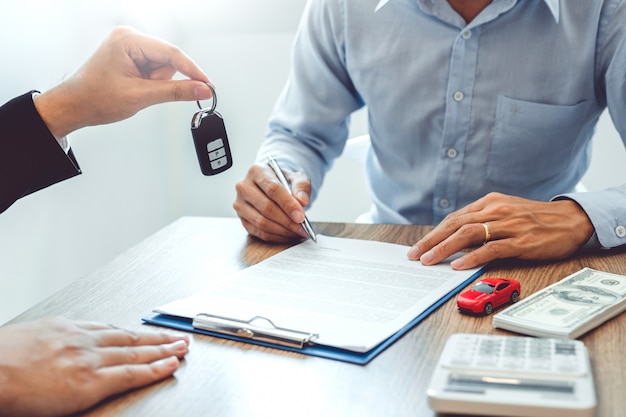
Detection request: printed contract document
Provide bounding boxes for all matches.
[153,235,483,353]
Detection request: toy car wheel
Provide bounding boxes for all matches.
[510,290,520,303]
[483,302,493,315]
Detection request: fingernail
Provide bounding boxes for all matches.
[171,339,188,354]
[154,356,179,370]
[420,250,435,264]
[407,245,421,259]
[451,257,465,269]
[166,333,190,346]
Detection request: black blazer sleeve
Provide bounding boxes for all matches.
[0,91,81,213]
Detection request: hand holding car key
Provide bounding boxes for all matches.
[191,83,233,175]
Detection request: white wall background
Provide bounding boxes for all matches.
[0,0,624,324]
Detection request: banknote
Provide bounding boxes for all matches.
[493,268,626,338]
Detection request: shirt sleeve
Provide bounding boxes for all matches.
[257,0,364,202]
[0,91,81,214]
[558,0,626,249]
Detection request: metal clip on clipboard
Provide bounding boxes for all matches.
[192,313,318,349]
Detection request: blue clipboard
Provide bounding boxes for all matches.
[143,268,484,365]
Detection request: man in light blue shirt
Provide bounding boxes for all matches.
[233,0,626,269]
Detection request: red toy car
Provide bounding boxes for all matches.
[457,277,521,315]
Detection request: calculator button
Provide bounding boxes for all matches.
[475,358,494,368]
[527,360,552,371]
[552,362,577,374]
[555,342,577,355]
[501,359,523,370]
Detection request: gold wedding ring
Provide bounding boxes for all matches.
[482,223,492,244]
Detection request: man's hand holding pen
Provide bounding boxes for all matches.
[267,155,317,242]
[234,156,316,243]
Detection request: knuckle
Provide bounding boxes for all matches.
[247,163,265,178]
[110,26,131,41]
[482,240,503,258]
[239,219,258,237]
[234,180,247,195]
[485,191,503,200]
[232,200,245,217]
[125,347,141,363]
[515,232,535,247]
[256,230,274,242]
[156,344,172,358]
[263,178,283,196]
[464,199,483,212]
[167,44,183,58]
[250,225,275,242]
[463,249,481,265]
[418,235,435,248]
[119,328,141,346]
[66,355,100,386]
[456,224,477,239]
[170,84,183,101]
[253,212,273,230]
[441,216,463,232]
[434,239,454,256]
[121,365,141,385]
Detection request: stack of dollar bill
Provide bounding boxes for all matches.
[493,268,626,339]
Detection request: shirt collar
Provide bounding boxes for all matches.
[543,0,560,23]
[375,0,560,23]
[375,0,390,12]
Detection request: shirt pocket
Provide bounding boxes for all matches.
[487,96,593,188]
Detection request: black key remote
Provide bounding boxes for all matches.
[191,86,233,176]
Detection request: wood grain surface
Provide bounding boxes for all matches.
[8,217,626,417]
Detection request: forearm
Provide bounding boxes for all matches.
[33,82,88,140]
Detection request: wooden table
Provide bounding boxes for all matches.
[9,217,626,417]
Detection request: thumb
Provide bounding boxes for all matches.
[289,171,312,207]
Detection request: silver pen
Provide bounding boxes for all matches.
[267,154,317,243]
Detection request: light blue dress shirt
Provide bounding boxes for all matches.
[258,0,626,249]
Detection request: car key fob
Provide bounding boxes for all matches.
[191,85,233,176]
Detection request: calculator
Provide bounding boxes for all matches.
[427,333,596,417]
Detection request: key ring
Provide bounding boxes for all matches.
[196,83,217,114]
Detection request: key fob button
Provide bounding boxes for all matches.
[207,138,224,152]
[210,157,228,169]
[208,148,226,160]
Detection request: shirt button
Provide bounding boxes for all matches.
[462,30,472,40]
[453,91,464,102]
[439,198,450,209]
[447,148,458,159]
[616,225,626,238]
